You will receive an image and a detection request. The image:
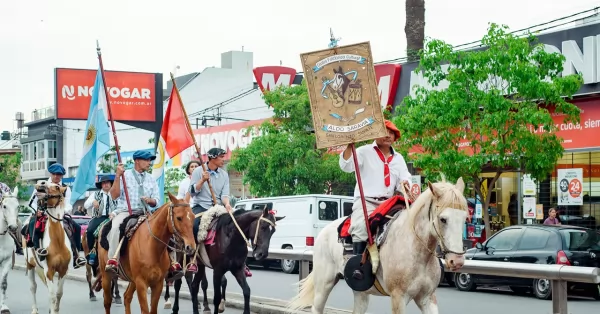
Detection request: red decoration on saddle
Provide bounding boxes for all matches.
[339,195,412,238]
[35,216,48,233]
[268,210,277,216]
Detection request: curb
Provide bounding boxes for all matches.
[12,264,351,314]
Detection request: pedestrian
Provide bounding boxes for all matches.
[73,205,86,216]
[543,207,561,225]
[189,147,252,277]
[83,175,117,264]
[339,120,412,280]
[104,150,187,282]
[177,160,201,203]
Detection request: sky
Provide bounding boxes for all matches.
[1,0,599,133]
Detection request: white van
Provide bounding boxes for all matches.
[235,194,353,274]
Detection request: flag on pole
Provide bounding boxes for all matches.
[152,86,195,206]
[70,67,111,204]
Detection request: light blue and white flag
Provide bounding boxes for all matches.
[70,67,111,204]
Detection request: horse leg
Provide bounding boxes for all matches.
[163,280,171,309]
[230,267,251,314]
[112,278,122,304]
[389,291,409,314]
[47,274,60,314]
[171,278,182,314]
[311,263,338,314]
[186,271,202,314]
[86,264,96,301]
[55,276,66,313]
[123,282,136,314]
[415,293,439,314]
[197,266,210,314]
[219,275,227,313]
[149,280,164,314]
[134,279,150,314]
[0,260,11,314]
[102,273,114,314]
[28,267,38,314]
[211,270,225,314]
[352,291,370,314]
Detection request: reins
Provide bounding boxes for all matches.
[227,208,277,250]
[144,202,191,253]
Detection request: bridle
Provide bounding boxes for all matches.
[145,202,192,253]
[401,185,467,260]
[228,209,277,251]
[35,186,65,222]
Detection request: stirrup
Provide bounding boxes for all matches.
[105,258,118,273]
[74,256,87,268]
[186,263,198,273]
[36,248,48,257]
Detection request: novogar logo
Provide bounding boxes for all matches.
[62,85,76,100]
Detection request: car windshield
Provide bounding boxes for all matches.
[560,229,600,251]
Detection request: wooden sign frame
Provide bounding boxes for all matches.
[300,41,387,149]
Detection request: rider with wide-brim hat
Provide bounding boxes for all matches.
[26,163,87,268]
[339,120,412,280]
[83,175,117,264]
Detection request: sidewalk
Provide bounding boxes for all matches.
[12,255,351,314]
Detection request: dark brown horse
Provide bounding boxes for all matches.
[96,192,196,314]
[164,206,284,314]
[82,232,121,303]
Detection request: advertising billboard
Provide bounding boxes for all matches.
[55,68,157,122]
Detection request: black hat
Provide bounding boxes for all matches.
[207,147,226,159]
[95,175,113,189]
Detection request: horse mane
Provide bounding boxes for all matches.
[215,209,261,233]
[406,177,468,230]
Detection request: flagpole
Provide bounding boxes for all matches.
[169,72,218,205]
[96,41,133,215]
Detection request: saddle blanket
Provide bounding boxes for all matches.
[197,205,227,244]
[338,195,411,244]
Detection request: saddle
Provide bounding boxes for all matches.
[196,205,227,245]
[119,214,147,241]
[337,195,411,248]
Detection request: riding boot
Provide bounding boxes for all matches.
[352,241,367,280]
[13,238,23,255]
[32,226,47,261]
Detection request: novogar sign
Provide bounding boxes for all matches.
[55,68,159,122]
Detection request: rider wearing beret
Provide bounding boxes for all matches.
[26,163,87,268]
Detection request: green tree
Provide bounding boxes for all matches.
[0,153,27,200]
[229,82,356,197]
[97,145,134,173]
[394,23,583,235]
[165,167,186,193]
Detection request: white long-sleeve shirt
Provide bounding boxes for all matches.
[339,141,412,200]
[84,190,116,217]
[177,177,191,200]
[28,177,73,214]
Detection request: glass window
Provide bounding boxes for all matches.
[485,228,523,251]
[29,144,34,161]
[343,201,353,216]
[235,204,246,211]
[48,140,57,159]
[560,229,600,251]
[21,144,29,161]
[318,200,338,221]
[38,141,45,159]
[517,228,551,250]
[251,203,272,211]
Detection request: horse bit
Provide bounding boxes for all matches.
[145,202,191,253]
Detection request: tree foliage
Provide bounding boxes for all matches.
[97,145,134,173]
[394,23,583,234]
[165,166,186,193]
[0,153,27,200]
[229,81,356,197]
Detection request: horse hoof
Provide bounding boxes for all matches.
[115,297,122,305]
[164,300,172,309]
[218,301,225,313]
[89,296,97,301]
[203,311,211,314]
[1,309,10,314]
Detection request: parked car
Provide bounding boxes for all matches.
[70,215,92,236]
[453,224,600,300]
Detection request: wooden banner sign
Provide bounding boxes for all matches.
[300,41,387,149]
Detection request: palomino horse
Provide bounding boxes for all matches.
[96,192,196,314]
[0,186,20,314]
[286,177,468,314]
[24,181,73,314]
[164,206,283,314]
[81,233,121,303]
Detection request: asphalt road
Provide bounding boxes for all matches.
[3,268,246,314]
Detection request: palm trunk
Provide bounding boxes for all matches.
[405,0,426,61]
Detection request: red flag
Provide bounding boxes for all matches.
[161,87,195,158]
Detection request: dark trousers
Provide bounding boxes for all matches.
[192,205,209,241]
[86,216,109,252]
[28,214,82,252]
[28,217,41,249]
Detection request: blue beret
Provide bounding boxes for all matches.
[132,150,156,161]
[48,163,66,175]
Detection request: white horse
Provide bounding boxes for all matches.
[0,186,20,314]
[24,181,72,314]
[286,177,469,314]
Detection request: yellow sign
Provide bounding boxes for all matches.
[300,42,387,149]
[536,204,544,220]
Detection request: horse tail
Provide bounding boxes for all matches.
[285,271,315,312]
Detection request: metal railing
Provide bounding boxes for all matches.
[256,248,600,314]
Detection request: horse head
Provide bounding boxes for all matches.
[166,192,196,256]
[248,206,284,260]
[35,180,66,220]
[424,177,468,271]
[0,185,19,234]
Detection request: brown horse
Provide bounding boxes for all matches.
[24,181,72,314]
[81,233,121,303]
[96,192,196,314]
[165,206,283,314]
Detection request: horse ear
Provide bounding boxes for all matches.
[59,185,67,195]
[427,181,438,198]
[275,216,286,221]
[167,192,177,203]
[12,186,17,197]
[455,177,465,193]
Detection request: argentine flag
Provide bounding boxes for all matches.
[70,67,111,205]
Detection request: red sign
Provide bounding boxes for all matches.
[55,68,157,121]
[540,98,600,151]
[193,119,268,161]
[253,66,297,92]
[374,64,402,110]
